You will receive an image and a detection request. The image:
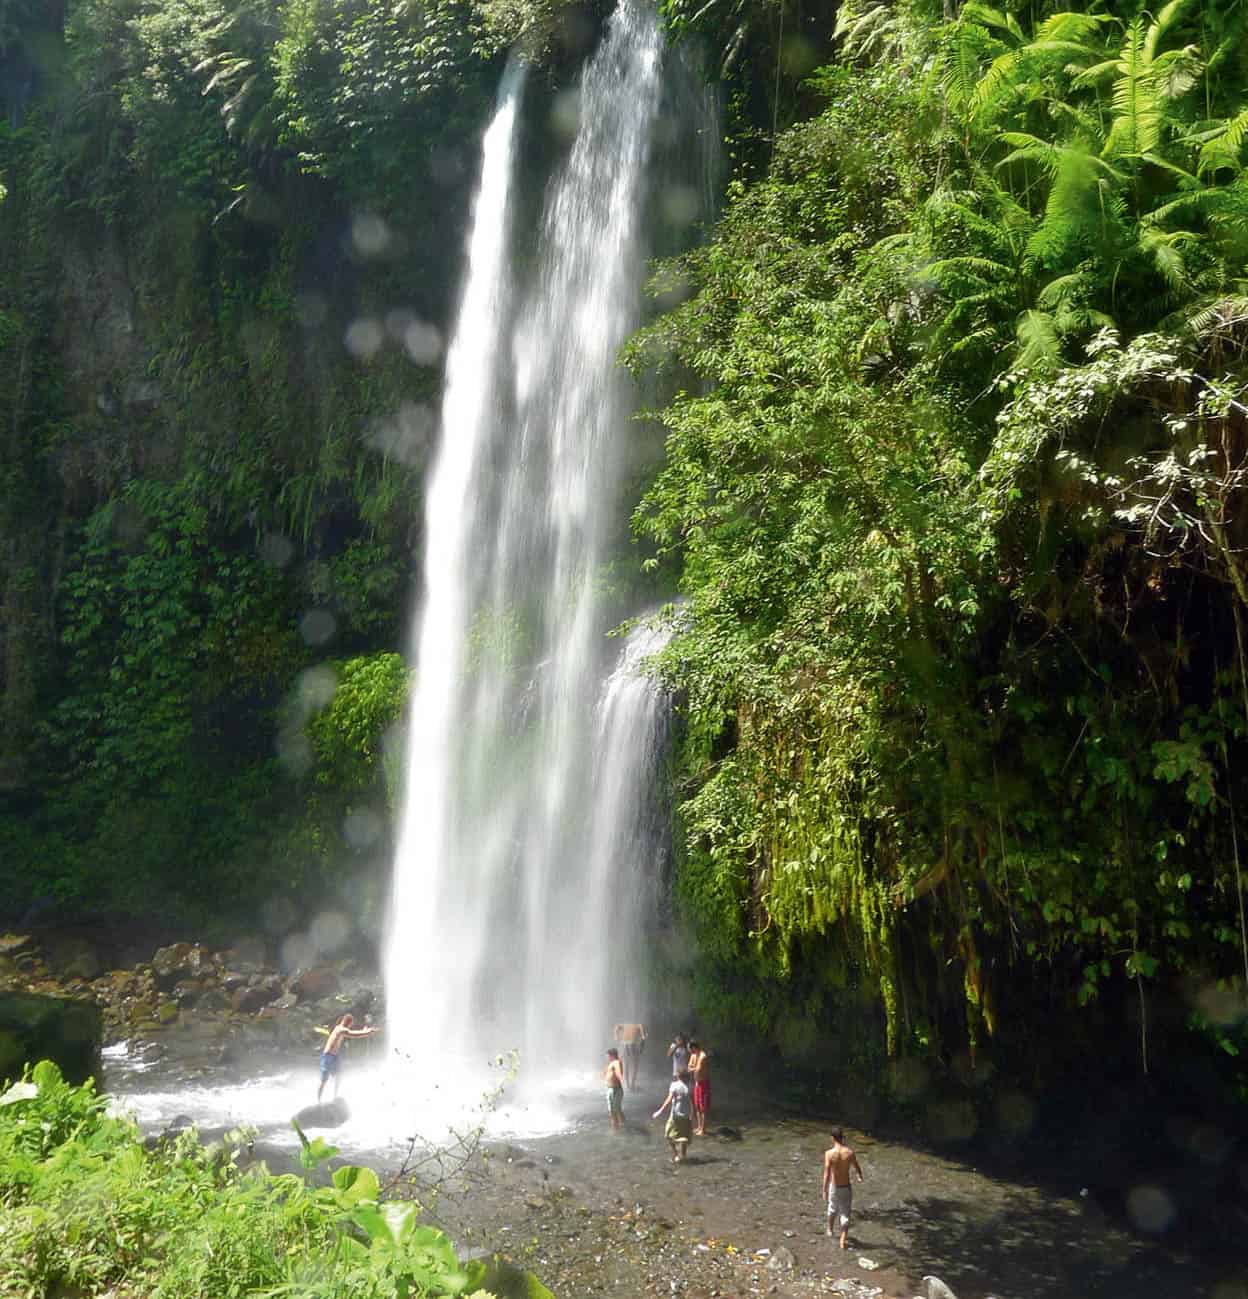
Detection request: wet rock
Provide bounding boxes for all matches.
[271,992,298,1013]
[197,985,228,1012]
[0,934,36,959]
[157,1001,179,1023]
[290,966,339,1001]
[923,1278,958,1299]
[231,984,274,1014]
[151,943,205,990]
[715,1126,743,1140]
[173,979,203,1007]
[766,1246,795,1270]
[293,1097,350,1129]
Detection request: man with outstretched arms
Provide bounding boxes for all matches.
[316,1012,379,1102]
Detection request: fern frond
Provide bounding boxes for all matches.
[1024,145,1100,269]
[998,131,1063,172]
[1198,108,1248,176]
[1015,308,1063,367]
[1033,11,1112,45]
[960,3,1024,43]
[1143,0,1193,63]
[1139,227,1189,289]
[1104,19,1163,159]
[1071,58,1119,88]
[1152,46,1201,102]
[1143,187,1228,226]
[1184,294,1248,338]
[1036,269,1097,309]
[927,256,1015,284]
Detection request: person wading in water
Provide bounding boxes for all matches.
[652,1068,693,1163]
[316,1013,379,1103]
[604,1047,625,1130]
[822,1128,865,1249]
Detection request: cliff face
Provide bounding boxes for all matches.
[0,1,498,918]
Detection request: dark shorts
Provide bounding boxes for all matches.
[319,1051,340,1080]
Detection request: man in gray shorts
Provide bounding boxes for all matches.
[822,1127,865,1249]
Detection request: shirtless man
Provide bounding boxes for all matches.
[317,1013,379,1102]
[613,1022,646,1090]
[822,1128,865,1249]
[603,1047,625,1130]
[687,1040,710,1135]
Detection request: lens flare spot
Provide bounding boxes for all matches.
[352,213,392,257]
[300,611,338,649]
[1126,1184,1175,1233]
[310,909,351,955]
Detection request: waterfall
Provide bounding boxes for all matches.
[386,0,673,1075]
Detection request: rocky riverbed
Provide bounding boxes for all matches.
[3,929,1247,1299]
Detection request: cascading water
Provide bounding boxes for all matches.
[385,0,674,1079]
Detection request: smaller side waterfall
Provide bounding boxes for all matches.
[573,621,675,1045]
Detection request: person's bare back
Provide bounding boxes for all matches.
[613,1023,646,1089]
[823,1141,861,1187]
[821,1129,864,1249]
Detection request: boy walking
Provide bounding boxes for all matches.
[822,1128,865,1249]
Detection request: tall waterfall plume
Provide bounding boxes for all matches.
[386,0,675,1075]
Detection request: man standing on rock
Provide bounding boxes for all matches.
[822,1128,865,1249]
[317,1013,379,1102]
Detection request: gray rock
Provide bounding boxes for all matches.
[293,1098,350,1129]
[151,943,204,991]
[766,1246,795,1270]
[0,934,36,958]
[290,966,339,1001]
[230,985,273,1014]
[923,1278,959,1299]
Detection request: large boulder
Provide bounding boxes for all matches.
[0,991,102,1086]
[151,943,206,991]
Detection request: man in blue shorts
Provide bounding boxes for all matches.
[317,1013,379,1102]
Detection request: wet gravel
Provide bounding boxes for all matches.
[415,1066,1247,1299]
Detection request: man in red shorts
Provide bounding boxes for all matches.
[688,1039,710,1135]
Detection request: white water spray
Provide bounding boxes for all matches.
[385,0,670,1081]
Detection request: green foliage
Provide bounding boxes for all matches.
[305,652,410,798]
[0,1062,499,1299]
[636,0,1248,1084]
[273,0,489,201]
